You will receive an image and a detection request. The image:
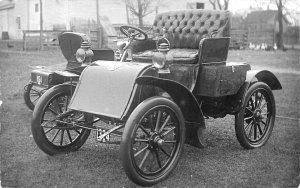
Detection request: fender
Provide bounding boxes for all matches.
[246,69,282,90]
[135,76,205,127]
[226,69,282,114]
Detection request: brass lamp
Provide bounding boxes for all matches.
[152,38,172,74]
[75,41,94,65]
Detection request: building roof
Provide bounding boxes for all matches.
[246,10,289,24]
[0,0,15,11]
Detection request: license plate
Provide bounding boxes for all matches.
[36,75,42,85]
[96,128,110,142]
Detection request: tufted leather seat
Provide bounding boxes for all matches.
[132,9,231,64]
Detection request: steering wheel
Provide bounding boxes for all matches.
[120,25,148,41]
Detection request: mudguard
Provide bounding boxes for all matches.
[68,61,151,119]
[226,69,282,114]
[136,76,206,148]
[135,76,205,126]
[246,69,282,90]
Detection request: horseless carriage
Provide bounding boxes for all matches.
[31,9,282,186]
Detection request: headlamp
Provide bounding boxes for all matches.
[75,48,86,63]
[75,41,94,64]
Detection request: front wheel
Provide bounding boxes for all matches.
[120,97,185,186]
[31,84,91,155]
[235,82,276,149]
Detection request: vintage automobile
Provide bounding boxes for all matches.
[23,32,114,110]
[31,9,282,186]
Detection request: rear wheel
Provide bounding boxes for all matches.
[31,84,91,155]
[24,82,47,110]
[235,82,275,149]
[120,97,185,186]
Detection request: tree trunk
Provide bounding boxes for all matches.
[39,0,43,50]
[137,0,143,27]
[209,0,217,10]
[277,0,284,50]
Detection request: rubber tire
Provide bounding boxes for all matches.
[120,96,185,186]
[31,84,91,155]
[24,82,45,110]
[235,82,275,149]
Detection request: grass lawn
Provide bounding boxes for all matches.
[0,49,299,187]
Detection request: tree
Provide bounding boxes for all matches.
[208,0,230,10]
[274,0,284,49]
[123,0,153,27]
[123,0,161,27]
[252,0,299,50]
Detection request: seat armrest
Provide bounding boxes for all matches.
[198,37,230,65]
[132,38,157,54]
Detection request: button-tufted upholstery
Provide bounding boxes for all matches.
[133,9,231,64]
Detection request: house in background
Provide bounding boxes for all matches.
[0,0,126,40]
[0,0,214,40]
[245,10,289,46]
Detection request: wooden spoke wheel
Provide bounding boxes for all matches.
[235,82,276,149]
[31,84,91,155]
[120,97,185,186]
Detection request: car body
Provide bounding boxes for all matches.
[31,9,282,186]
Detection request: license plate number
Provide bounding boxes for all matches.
[36,75,42,85]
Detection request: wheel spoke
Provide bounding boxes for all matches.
[254,92,260,108]
[64,96,69,112]
[244,115,253,121]
[257,122,263,136]
[44,127,54,134]
[139,150,150,169]
[164,140,176,144]
[250,97,255,110]
[32,97,41,103]
[60,130,64,146]
[149,114,155,131]
[134,145,148,157]
[51,129,60,142]
[244,120,253,131]
[74,129,81,134]
[66,130,73,143]
[139,125,151,137]
[253,124,257,140]
[134,138,149,142]
[155,150,162,168]
[159,147,171,157]
[159,115,170,132]
[260,120,267,126]
[161,127,175,137]
[54,98,63,113]
[246,107,254,114]
[47,106,59,115]
[247,123,254,139]
[155,111,162,131]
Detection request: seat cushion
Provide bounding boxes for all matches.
[133,48,199,64]
[153,9,231,49]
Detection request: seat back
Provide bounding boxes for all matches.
[58,32,90,63]
[153,9,231,49]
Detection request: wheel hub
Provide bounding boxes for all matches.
[253,110,262,122]
[149,133,164,149]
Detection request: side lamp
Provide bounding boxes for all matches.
[152,38,172,74]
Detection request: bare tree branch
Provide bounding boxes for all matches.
[123,0,158,27]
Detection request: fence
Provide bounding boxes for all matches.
[23,30,71,50]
